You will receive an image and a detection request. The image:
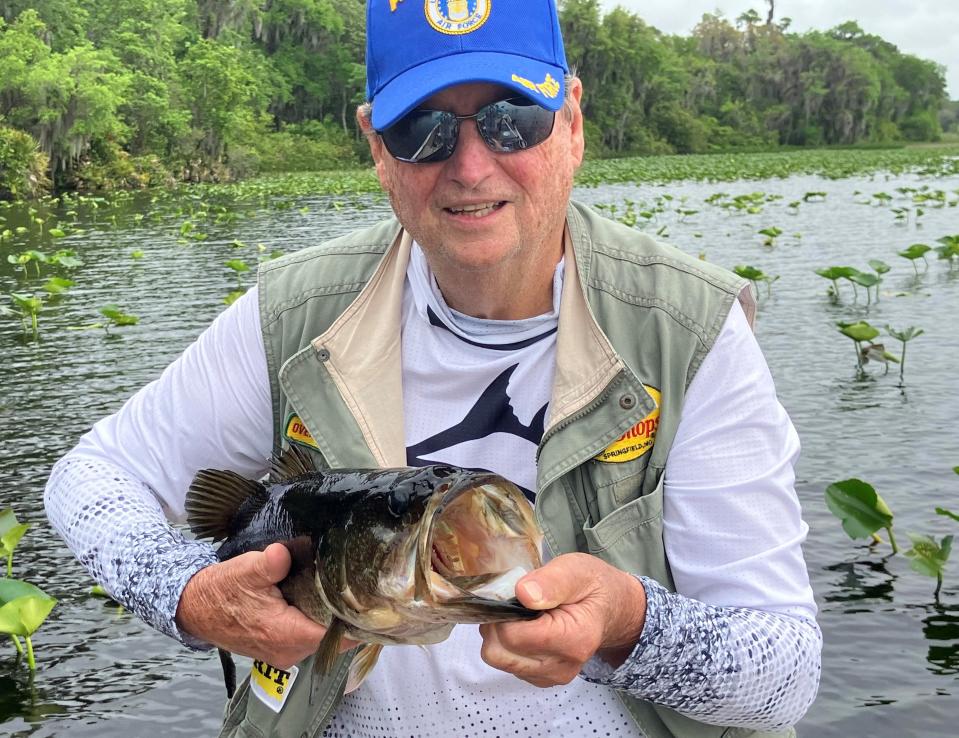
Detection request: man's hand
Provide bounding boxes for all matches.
[175,542,356,669]
[478,553,647,687]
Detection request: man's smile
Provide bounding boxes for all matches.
[444,201,508,218]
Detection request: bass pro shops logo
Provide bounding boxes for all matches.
[426,0,491,35]
[285,413,319,451]
[594,386,661,463]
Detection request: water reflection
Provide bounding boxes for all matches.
[920,603,959,676]
[0,672,67,725]
[831,374,883,412]
[823,557,897,605]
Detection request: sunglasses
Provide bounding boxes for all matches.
[380,97,556,164]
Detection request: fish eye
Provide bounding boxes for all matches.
[387,486,413,517]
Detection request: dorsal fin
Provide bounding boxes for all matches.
[185,469,268,541]
[270,444,318,483]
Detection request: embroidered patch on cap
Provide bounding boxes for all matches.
[425,0,491,35]
[285,413,319,450]
[510,72,560,99]
[250,660,298,713]
[594,387,661,463]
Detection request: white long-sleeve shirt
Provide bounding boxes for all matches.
[45,246,821,735]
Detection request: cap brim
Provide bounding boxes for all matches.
[371,51,566,130]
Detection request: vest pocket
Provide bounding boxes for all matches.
[216,654,354,738]
[581,473,666,577]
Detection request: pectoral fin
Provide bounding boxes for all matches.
[314,616,347,677]
[345,643,383,694]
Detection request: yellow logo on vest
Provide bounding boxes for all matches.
[594,387,661,463]
[425,0,491,35]
[250,660,299,713]
[285,414,319,450]
[510,72,560,100]
[389,0,404,11]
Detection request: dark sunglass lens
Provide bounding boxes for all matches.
[382,111,457,162]
[477,98,555,153]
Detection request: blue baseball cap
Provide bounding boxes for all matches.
[366,0,569,131]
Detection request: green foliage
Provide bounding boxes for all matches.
[824,479,898,552]
[885,324,924,385]
[0,11,133,183]
[733,264,778,296]
[0,580,56,637]
[935,235,959,268]
[898,243,931,274]
[0,0,951,194]
[99,304,139,328]
[0,507,56,670]
[0,509,29,578]
[249,124,357,173]
[868,259,890,275]
[837,320,879,343]
[0,124,50,198]
[6,291,43,339]
[904,534,952,598]
[42,277,74,294]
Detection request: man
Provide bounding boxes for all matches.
[45,0,821,735]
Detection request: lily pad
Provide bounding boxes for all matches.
[824,479,893,540]
[0,579,56,637]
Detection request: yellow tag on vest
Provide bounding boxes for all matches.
[594,387,661,463]
[250,660,298,713]
[285,414,319,450]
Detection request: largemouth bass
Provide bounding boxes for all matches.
[185,447,543,696]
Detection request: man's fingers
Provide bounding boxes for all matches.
[255,542,292,585]
[515,552,598,610]
[480,623,576,686]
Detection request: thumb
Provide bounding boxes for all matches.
[515,553,595,610]
[251,542,292,585]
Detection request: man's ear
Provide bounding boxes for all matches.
[565,77,585,170]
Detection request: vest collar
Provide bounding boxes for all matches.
[302,229,412,467]
[302,208,648,467]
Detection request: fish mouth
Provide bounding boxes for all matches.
[415,472,542,613]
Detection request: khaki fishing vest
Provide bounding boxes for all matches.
[216,201,793,738]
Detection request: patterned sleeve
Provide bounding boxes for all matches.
[581,577,822,730]
[43,287,274,646]
[45,455,219,647]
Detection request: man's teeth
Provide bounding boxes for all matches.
[448,202,502,217]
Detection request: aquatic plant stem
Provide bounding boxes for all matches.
[6,553,11,577]
[26,636,35,670]
[11,634,24,656]
[886,526,900,554]
[899,343,907,384]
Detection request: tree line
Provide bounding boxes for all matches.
[0,0,952,197]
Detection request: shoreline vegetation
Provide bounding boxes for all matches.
[1,0,957,201]
[0,147,955,218]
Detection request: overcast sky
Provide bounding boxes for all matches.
[604,1,958,99]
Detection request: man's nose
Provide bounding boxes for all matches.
[444,121,496,188]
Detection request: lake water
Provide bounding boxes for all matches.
[1,168,957,736]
